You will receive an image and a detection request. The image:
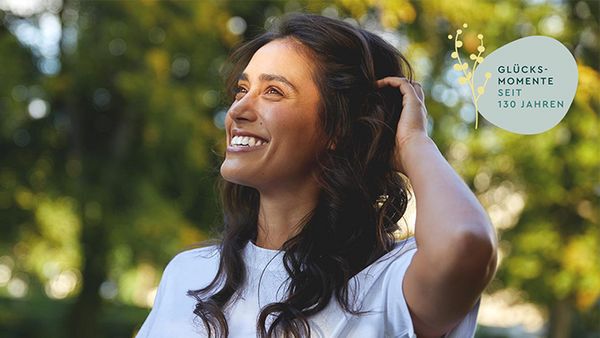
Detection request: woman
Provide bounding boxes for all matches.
[137,13,497,338]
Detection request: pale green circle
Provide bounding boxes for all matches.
[474,36,578,135]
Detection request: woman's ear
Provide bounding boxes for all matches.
[327,140,336,151]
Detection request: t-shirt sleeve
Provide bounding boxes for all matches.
[385,243,480,338]
[443,298,480,338]
[384,247,419,337]
[135,253,179,338]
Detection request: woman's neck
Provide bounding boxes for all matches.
[255,180,320,250]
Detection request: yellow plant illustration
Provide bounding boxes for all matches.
[448,23,491,129]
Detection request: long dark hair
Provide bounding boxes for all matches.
[188,13,414,338]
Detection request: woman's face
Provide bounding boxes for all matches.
[220,39,325,192]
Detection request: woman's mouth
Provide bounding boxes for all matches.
[227,135,269,152]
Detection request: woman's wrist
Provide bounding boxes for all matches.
[395,132,435,175]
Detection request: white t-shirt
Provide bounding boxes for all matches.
[136,236,480,338]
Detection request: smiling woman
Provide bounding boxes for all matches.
[221,39,324,199]
[136,12,497,338]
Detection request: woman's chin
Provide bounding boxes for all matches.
[220,165,257,188]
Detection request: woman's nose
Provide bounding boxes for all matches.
[227,94,258,123]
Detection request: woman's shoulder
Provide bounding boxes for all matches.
[166,244,221,272]
[373,236,418,270]
[390,236,417,255]
[172,244,220,262]
[352,237,417,287]
[159,244,222,289]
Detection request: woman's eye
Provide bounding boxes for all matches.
[234,86,247,94]
[232,85,282,99]
[266,87,282,95]
[232,86,246,100]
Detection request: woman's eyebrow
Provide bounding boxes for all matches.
[238,72,298,93]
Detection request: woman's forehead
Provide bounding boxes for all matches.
[242,39,315,85]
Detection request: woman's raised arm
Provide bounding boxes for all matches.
[377,77,498,337]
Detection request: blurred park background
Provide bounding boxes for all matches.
[0,0,598,337]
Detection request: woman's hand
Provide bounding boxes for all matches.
[376,77,430,174]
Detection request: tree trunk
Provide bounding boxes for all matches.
[547,298,573,338]
[66,208,108,338]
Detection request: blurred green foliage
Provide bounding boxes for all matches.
[0,1,598,337]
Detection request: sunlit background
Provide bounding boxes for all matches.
[0,0,598,337]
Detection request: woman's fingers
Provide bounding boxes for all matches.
[376,76,430,173]
[413,82,425,103]
[376,77,424,105]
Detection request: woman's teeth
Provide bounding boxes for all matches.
[230,135,267,147]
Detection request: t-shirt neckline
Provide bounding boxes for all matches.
[242,237,416,274]
[243,240,286,272]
